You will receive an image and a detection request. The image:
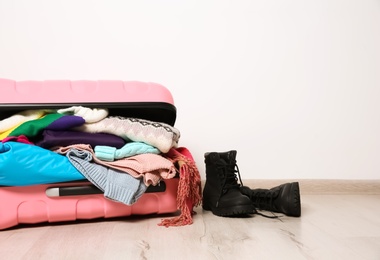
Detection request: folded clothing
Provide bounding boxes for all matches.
[7,113,64,139]
[1,135,34,145]
[75,116,180,153]
[57,106,108,123]
[94,142,160,161]
[1,114,85,141]
[45,115,85,130]
[56,144,176,186]
[0,109,49,133]
[66,148,147,205]
[0,141,85,186]
[36,130,126,149]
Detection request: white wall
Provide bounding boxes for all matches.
[1,0,379,180]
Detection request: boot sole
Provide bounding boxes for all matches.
[286,182,301,217]
[203,203,255,217]
[277,182,301,217]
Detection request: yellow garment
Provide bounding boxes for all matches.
[0,127,18,139]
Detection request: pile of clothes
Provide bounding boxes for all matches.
[0,106,202,227]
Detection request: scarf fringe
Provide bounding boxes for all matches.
[159,148,202,227]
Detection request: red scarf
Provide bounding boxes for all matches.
[160,147,202,227]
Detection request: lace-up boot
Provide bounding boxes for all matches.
[240,182,301,217]
[202,150,254,217]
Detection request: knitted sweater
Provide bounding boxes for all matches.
[66,148,147,205]
[74,116,180,153]
[94,142,160,161]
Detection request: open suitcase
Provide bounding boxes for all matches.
[0,78,202,230]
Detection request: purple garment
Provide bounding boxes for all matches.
[46,115,85,130]
[36,130,126,149]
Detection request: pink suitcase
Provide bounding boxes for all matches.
[0,78,201,230]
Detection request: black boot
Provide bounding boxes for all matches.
[202,150,254,217]
[240,182,301,217]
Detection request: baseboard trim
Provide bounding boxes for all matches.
[238,179,380,195]
[201,179,380,195]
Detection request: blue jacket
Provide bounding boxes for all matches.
[0,141,85,186]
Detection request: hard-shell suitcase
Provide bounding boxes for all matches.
[0,78,201,230]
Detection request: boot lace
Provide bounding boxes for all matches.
[252,190,277,209]
[214,161,243,207]
[215,160,280,219]
[217,161,243,192]
[251,190,281,219]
